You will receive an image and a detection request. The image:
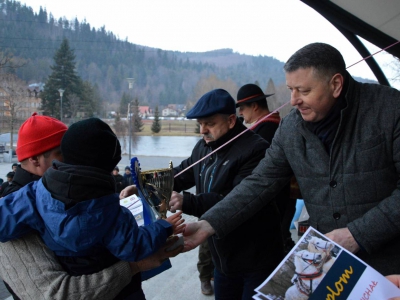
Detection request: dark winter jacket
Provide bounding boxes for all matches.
[174,119,284,275]
[251,114,291,202]
[251,112,281,145]
[1,166,40,197]
[113,173,126,193]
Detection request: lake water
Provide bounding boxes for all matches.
[119,136,201,157]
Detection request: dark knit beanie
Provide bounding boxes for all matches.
[61,118,121,172]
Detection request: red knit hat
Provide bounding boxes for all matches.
[17,113,67,162]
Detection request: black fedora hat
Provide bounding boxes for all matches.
[236,84,274,107]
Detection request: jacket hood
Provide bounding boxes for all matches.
[42,160,116,208]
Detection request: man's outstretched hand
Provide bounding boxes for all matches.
[182,220,215,252]
[131,235,183,273]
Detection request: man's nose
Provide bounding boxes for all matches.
[200,126,208,134]
[290,90,300,106]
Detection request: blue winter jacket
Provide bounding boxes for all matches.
[0,178,172,262]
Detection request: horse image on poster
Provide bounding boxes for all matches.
[285,249,325,300]
[306,236,338,274]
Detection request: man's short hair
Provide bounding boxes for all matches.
[241,99,269,110]
[284,43,346,79]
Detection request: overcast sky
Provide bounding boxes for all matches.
[21,0,397,85]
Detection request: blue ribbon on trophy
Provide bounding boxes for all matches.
[130,157,175,281]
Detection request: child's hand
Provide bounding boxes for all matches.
[166,211,185,235]
[120,185,138,199]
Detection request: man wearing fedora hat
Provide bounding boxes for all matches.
[236,83,278,141]
[169,89,284,299]
[236,83,297,253]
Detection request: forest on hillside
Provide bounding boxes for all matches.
[0,0,294,113]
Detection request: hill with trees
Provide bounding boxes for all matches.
[0,1,287,107]
[0,0,376,119]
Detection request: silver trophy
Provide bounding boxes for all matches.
[131,157,174,219]
[131,157,184,252]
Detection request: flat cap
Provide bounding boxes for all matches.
[186,89,236,119]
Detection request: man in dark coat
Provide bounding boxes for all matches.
[236,83,297,253]
[169,89,284,299]
[0,172,14,197]
[112,166,126,193]
[123,166,133,186]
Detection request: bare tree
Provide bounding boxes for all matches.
[189,74,238,110]
[0,51,26,74]
[112,113,128,154]
[0,73,30,153]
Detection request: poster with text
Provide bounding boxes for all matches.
[120,194,144,226]
[254,227,400,300]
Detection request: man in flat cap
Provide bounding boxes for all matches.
[169,89,284,298]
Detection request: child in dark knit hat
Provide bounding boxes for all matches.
[0,118,184,299]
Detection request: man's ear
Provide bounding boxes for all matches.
[228,114,236,129]
[29,156,40,167]
[251,102,259,111]
[331,73,344,98]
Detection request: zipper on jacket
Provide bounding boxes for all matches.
[202,153,217,193]
[200,151,226,273]
[207,164,218,192]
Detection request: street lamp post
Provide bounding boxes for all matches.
[58,89,65,122]
[126,78,134,160]
[127,102,132,160]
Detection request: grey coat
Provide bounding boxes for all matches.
[202,75,400,275]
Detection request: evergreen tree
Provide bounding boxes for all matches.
[151,106,162,134]
[132,98,144,132]
[41,38,83,119]
[113,113,126,140]
[81,81,102,117]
